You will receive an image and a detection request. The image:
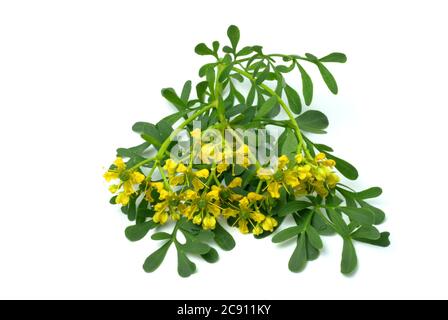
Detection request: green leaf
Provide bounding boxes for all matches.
[297,64,313,106]
[340,207,375,226]
[196,81,209,101]
[132,122,162,147]
[296,110,329,134]
[156,121,173,141]
[351,226,380,240]
[325,153,359,180]
[355,232,391,247]
[161,88,186,111]
[143,241,171,273]
[213,222,235,251]
[279,128,298,158]
[356,187,383,199]
[289,234,307,272]
[180,80,192,103]
[319,52,347,63]
[212,41,220,53]
[177,248,196,278]
[206,68,216,97]
[195,43,214,56]
[327,209,350,236]
[278,201,313,217]
[255,96,277,119]
[237,46,253,57]
[316,62,338,94]
[201,248,219,263]
[306,239,320,261]
[272,226,303,243]
[227,25,240,50]
[312,212,336,236]
[314,143,333,152]
[116,142,150,159]
[358,200,386,225]
[341,238,357,275]
[151,232,172,241]
[182,239,211,255]
[247,86,256,106]
[157,108,192,128]
[306,225,323,250]
[196,230,215,242]
[284,85,302,114]
[125,221,157,242]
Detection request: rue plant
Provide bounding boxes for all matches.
[104,26,390,277]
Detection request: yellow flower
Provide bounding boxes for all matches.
[104,157,146,198]
[170,174,185,186]
[104,157,128,182]
[163,159,178,176]
[228,177,242,189]
[261,216,278,232]
[327,172,340,187]
[181,189,199,201]
[207,203,221,217]
[315,153,326,161]
[104,171,119,182]
[193,214,202,225]
[314,182,329,198]
[116,192,130,205]
[131,172,145,184]
[179,204,197,220]
[176,163,188,174]
[223,208,238,218]
[238,219,249,234]
[253,225,263,236]
[314,166,330,182]
[202,215,216,230]
[295,153,304,164]
[247,192,264,202]
[278,155,290,170]
[267,181,281,199]
[114,157,126,170]
[239,197,250,209]
[108,184,119,194]
[284,170,300,188]
[217,163,229,174]
[257,168,274,180]
[207,186,221,202]
[250,211,266,223]
[323,159,336,167]
[153,211,169,225]
[297,165,311,180]
[195,169,210,179]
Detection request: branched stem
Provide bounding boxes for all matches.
[231,67,308,156]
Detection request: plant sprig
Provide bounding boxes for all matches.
[104,25,390,277]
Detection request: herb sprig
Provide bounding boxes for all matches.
[104,26,390,276]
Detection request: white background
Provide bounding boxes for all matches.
[1,0,447,300]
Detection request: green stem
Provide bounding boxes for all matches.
[232,67,308,155]
[158,164,172,191]
[156,103,215,161]
[215,63,227,127]
[145,160,159,181]
[129,157,156,172]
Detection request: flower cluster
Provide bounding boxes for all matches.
[102,25,392,277]
[104,150,340,236]
[258,152,340,199]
